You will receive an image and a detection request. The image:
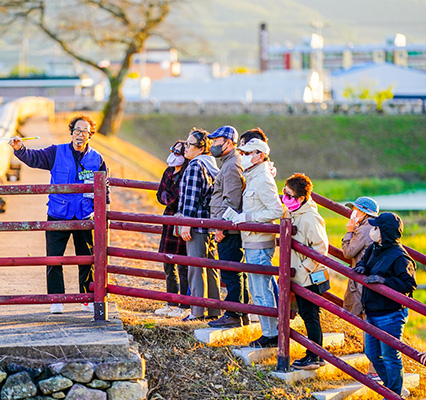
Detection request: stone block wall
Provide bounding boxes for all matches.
[0,352,148,400]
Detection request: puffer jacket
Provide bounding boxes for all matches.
[285,197,329,287]
[240,162,283,249]
[360,212,417,315]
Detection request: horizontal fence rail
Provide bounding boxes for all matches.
[0,220,94,232]
[0,255,94,267]
[0,293,93,306]
[312,191,426,267]
[0,183,92,195]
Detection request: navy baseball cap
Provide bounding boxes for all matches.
[208,125,239,143]
[345,196,379,217]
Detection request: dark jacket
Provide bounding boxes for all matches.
[360,213,417,315]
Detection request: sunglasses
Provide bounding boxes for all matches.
[184,141,198,148]
[283,191,296,199]
[170,146,183,155]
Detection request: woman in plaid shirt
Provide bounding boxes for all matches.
[178,128,221,321]
[155,140,190,318]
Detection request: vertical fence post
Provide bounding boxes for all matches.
[94,171,108,321]
[277,218,292,371]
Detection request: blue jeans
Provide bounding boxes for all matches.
[245,248,278,337]
[365,308,409,396]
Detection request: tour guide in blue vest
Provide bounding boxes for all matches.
[9,115,107,315]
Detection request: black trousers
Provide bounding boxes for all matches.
[46,216,94,294]
[217,234,249,318]
[164,263,189,308]
[295,284,323,358]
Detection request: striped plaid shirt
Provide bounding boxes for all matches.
[178,159,215,234]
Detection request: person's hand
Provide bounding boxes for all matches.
[8,136,23,151]
[419,352,426,365]
[353,264,366,275]
[365,275,385,284]
[180,226,192,242]
[232,212,247,225]
[215,230,225,243]
[346,218,356,232]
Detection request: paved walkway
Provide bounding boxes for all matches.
[0,116,130,362]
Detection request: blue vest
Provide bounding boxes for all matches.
[48,143,102,220]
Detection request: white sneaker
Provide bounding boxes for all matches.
[154,305,176,316]
[81,302,94,313]
[168,308,190,318]
[401,387,410,399]
[50,303,64,314]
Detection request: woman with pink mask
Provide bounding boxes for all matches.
[282,173,329,370]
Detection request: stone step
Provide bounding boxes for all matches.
[194,323,262,345]
[233,332,345,365]
[311,372,420,400]
[270,353,368,384]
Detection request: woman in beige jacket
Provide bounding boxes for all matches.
[283,173,329,371]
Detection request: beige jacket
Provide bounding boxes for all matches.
[285,197,329,287]
[341,216,374,315]
[241,162,283,249]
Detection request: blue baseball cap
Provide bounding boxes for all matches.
[345,196,379,217]
[208,125,239,143]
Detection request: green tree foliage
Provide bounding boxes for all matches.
[0,0,176,135]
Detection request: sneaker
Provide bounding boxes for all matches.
[249,335,278,348]
[242,314,251,326]
[366,372,380,380]
[291,355,320,370]
[182,314,204,322]
[81,303,94,313]
[50,303,64,314]
[401,386,410,399]
[208,315,242,328]
[154,305,176,316]
[248,313,259,322]
[318,357,326,366]
[168,307,190,318]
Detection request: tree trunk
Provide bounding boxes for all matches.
[98,78,125,136]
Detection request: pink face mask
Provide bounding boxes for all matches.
[282,194,301,212]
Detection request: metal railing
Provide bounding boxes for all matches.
[1,172,425,400]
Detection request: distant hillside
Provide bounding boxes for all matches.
[119,114,426,181]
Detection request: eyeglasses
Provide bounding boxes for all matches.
[184,141,198,148]
[170,146,183,155]
[238,150,259,156]
[283,191,296,199]
[73,129,90,137]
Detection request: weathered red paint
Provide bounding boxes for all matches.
[94,172,108,321]
[290,329,402,400]
[0,255,94,266]
[292,282,423,364]
[107,246,279,275]
[292,239,426,317]
[107,284,278,317]
[108,211,280,234]
[0,293,93,305]
[109,221,162,234]
[108,177,159,191]
[277,218,292,371]
[0,220,94,232]
[0,183,92,195]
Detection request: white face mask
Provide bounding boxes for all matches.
[351,210,360,223]
[240,154,254,171]
[167,153,185,167]
[369,226,381,243]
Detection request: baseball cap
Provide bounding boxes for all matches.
[345,196,379,217]
[208,125,239,143]
[237,138,270,155]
